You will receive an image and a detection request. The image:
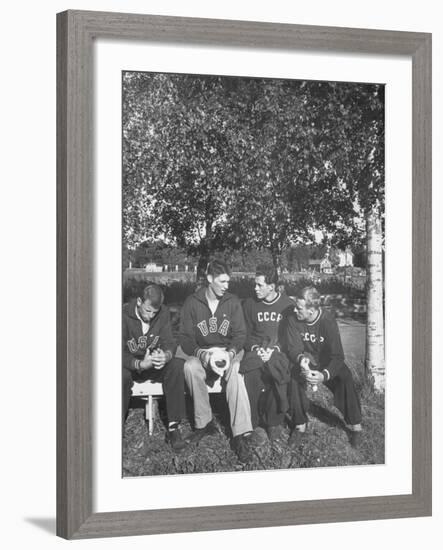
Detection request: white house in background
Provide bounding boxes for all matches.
[337,247,354,267]
[145,263,162,272]
[308,257,333,274]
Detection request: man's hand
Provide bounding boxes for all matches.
[299,356,310,371]
[151,349,168,370]
[299,356,322,391]
[257,347,274,363]
[139,348,153,370]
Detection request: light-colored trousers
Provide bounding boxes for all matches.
[176,346,252,437]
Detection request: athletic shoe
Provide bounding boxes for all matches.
[267,424,286,442]
[186,419,218,444]
[167,428,188,452]
[247,426,268,448]
[348,430,362,449]
[232,434,253,464]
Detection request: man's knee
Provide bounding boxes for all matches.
[184,356,205,379]
[226,358,245,388]
[336,365,355,386]
[227,358,240,375]
[243,363,263,389]
[163,357,185,382]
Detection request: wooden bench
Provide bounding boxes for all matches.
[131,378,224,435]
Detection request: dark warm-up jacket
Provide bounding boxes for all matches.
[179,286,246,359]
[240,293,293,412]
[122,299,177,373]
[285,308,346,381]
[242,292,294,353]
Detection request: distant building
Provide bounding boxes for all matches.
[308,257,332,274]
[337,248,354,267]
[308,259,321,271]
[320,257,333,273]
[145,263,162,272]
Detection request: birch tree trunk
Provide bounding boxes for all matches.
[365,206,385,390]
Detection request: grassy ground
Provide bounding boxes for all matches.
[123,319,384,476]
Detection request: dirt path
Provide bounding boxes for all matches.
[338,318,365,365]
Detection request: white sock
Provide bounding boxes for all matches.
[347,423,362,432]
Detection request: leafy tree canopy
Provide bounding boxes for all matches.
[123,73,384,269]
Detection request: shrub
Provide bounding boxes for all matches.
[123,275,364,305]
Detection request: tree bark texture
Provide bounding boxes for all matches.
[365,207,385,390]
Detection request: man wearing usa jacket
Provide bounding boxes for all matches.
[179,260,254,462]
[123,283,187,451]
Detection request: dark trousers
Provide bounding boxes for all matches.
[242,354,286,429]
[122,357,186,424]
[288,364,362,426]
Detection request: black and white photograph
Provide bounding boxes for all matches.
[1,0,437,545]
[121,71,385,477]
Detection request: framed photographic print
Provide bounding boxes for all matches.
[57,10,431,539]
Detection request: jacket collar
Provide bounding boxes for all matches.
[194,284,233,306]
[127,298,165,324]
[306,307,323,326]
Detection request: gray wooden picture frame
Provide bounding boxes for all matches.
[56,9,432,540]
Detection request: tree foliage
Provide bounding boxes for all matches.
[123,72,384,269]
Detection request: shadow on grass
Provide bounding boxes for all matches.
[308,401,348,431]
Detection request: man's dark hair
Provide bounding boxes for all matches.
[206,259,231,278]
[141,283,164,309]
[295,286,321,309]
[256,263,278,286]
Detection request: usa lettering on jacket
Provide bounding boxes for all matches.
[302,332,325,344]
[126,335,159,353]
[197,318,230,337]
[257,311,282,322]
